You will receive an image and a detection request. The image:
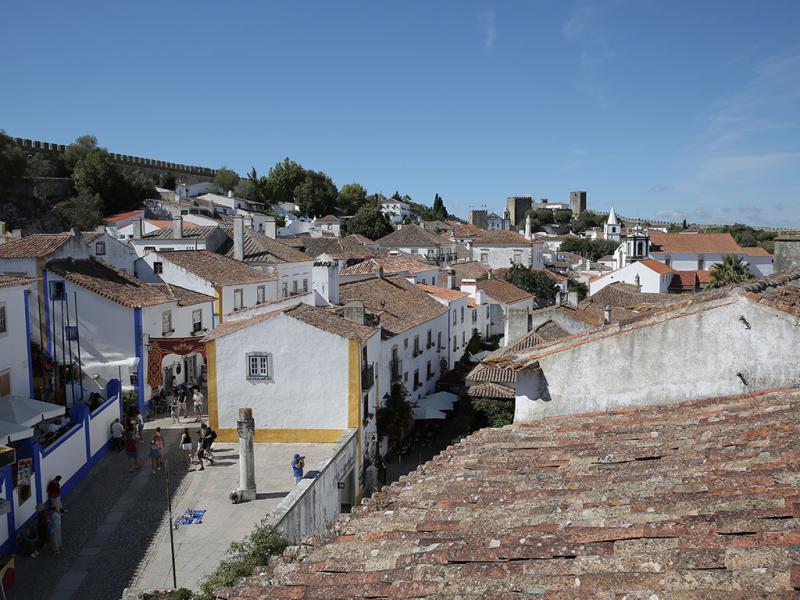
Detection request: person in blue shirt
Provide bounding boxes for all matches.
[291,453,305,484]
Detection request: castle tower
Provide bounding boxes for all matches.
[570,191,587,216]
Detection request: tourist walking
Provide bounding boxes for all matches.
[46,475,65,513]
[125,433,140,472]
[170,396,178,423]
[134,411,145,441]
[111,418,124,452]
[153,426,165,470]
[148,436,161,475]
[291,453,305,484]
[195,429,206,471]
[47,505,63,554]
[179,428,192,468]
[177,389,187,420]
[193,388,204,422]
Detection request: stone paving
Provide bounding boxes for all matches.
[8,415,335,599]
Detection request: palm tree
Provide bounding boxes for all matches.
[707,255,752,289]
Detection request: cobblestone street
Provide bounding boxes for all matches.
[9,424,190,600]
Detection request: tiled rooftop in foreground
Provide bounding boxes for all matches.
[221,388,800,598]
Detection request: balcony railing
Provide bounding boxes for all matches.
[390,359,403,382]
[361,363,375,391]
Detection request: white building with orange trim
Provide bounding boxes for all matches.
[203,303,381,489]
[589,258,675,296]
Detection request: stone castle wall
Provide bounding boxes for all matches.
[10,137,217,185]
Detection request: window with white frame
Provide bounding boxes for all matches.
[256,286,265,304]
[234,288,243,310]
[162,311,172,335]
[0,303,6,335]
[281,282,288,298]
[192,309,202,333]
[246,352,272,380]
[95,241,106,255]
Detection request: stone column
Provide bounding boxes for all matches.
[236,407,256,501]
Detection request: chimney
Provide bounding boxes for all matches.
[343,300,367,325]
[603,305,612,325]
[233,215,245,261]
[263,216,276,239]
[376,266,384,279]
[524,214,532,240]
[460,278,478,297]
[228,190,234,199]
[504,307,531,346]
[312,261,339,306]
[0,222,6,236]
[173,216,183,239]
[446,269,456,290]
[132,218,142,240]
[567,291,578,308]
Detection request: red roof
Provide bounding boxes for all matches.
[639,258,674,275]
[105,209,144,224]
[650,232,770,257]
[416,283,468,301]
[669,271,698,291]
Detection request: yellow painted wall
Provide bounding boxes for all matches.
[206,339,218,431]
[213,428,346,444]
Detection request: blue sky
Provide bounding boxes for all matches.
[2,1,799,226]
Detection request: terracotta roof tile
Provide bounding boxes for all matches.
[476,278,534,304]
[159,250,276,286]
[296,235,375,260]
[286,303,377,341]
[415,283,468,301]
[649,232,769,256]
[639,258,674,275]
[224,388,800,598]
[316,214,340,222]
[439,261,490,286]
[143,225,219,240]
[473,229,536,245]
[46,258,175,308]
[340,255,435,277]
[377,224,454,248]
[670,270,699,291]
[0,274,34,288]
[339,275,448,336]
[218,228,311,264]
[104,209,144,224]
[203,307,284,340]
[149,283,214,307]
[0,233,73,258]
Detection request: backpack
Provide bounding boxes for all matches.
[210,430,217,441]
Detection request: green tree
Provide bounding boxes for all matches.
[62,134,98,171]
[214,167,240,193]
[0,132,27,195]
[158,171,176,190]
[432,193,448,220]
[505,264,558,305]
[234,179,259,201]
[553,209,572,224]
[707,255,752,289]
[568,277,588,301]
[376,384,412,442]
[293,170,338,217]
[338,183,368,214]
[260,158,307,206]
[470,398,514,428]
[559,238,620,261]
[345,204,393,239]
[55,192,105,230]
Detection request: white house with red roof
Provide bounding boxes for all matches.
[646,232,773,276]
[589,258,676,296]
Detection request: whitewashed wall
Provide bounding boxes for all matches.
[214,313,351,430]
[39,425,86,494]
[89,398,120,456]
[0,283,31,397]
[515,296,800,422]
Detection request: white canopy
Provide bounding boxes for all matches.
[412,405,448,420]
[0,419,33,444]
[420,391,458,411]
[0,396,65,427]
[468,350,491,363]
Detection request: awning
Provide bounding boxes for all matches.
[412,405,448,420]
[0,419,33,444]
[420,391,458,411]
[0,396,65,427]
[468,350,491,363]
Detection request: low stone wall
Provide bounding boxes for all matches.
[268,428,358,543]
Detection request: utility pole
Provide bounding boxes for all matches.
[165,459,177,589]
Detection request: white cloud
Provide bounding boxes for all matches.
[479,11,496,52]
